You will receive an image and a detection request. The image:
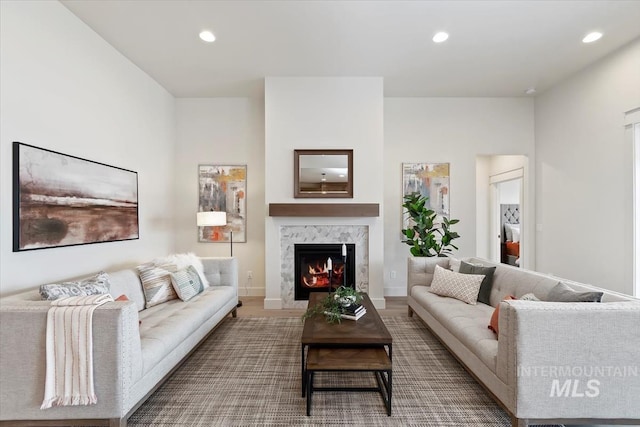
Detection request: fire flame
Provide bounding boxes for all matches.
[302,261,344,288]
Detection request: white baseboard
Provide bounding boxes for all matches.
[263,298,282,310]
[384,287,408,297]
[370,297,386,310]
[238,286,265,297]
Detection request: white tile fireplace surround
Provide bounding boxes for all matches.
[279,225,369,308]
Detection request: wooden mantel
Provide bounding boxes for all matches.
[268,203,379,217]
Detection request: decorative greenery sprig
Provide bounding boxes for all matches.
[302,286,363,324]
[401,192,460,257]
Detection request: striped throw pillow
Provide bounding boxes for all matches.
[170,265,204,302]
[137,262,178,308]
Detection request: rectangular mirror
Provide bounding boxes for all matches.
[294,149,353,198]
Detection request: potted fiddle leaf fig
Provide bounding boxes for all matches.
[401,192,460,257]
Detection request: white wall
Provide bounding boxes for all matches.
[535,39,640,295]
[384,98,535,296]
[174,98,265,296]
[264,77,385,308]
[498,179,521,204]
[0,1,176,296]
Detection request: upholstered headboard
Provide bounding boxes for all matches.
[500,204,519,243]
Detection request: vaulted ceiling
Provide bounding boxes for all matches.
[62,0,640,98]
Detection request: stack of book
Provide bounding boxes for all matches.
[340,303,366,321]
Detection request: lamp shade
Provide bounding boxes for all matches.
[197,211,227,227]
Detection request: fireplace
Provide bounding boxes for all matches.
[294,243,356,300]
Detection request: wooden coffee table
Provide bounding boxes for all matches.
[301,293,393,415]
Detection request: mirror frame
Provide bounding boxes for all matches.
[294,149,353,199]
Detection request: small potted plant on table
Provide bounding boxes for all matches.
[302,286,363,324]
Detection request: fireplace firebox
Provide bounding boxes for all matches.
[294,243,356,300]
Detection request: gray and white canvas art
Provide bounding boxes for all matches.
[13,142,139,251]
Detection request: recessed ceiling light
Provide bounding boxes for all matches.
[582,32,602,43]
[433,32,449,43]
[525,88,536,95]
[199,30,216,43]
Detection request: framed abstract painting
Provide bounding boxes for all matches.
[402,162,450,231]
[13,142,139,251]
[198,164,247,243]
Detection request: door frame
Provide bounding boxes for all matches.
[490,169,524,266]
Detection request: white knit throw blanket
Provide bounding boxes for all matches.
[41,294,114,409]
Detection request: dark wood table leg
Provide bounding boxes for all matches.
[306,371,313,416]
[301,344,306,397]
[387,369,392,416]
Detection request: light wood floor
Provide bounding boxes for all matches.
[235,296,408,318]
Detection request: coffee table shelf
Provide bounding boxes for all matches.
[305,347,392,416]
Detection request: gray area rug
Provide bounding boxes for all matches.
[129,316,517,426]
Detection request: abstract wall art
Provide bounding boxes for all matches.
[198,164,247,243]
[402,162,450,230]
[13,142,139,251]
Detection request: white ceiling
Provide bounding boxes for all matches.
[61,0,640,98]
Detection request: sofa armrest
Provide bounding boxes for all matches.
[0,300,142,421]
[407,257,450,295]
[498,300,640,420]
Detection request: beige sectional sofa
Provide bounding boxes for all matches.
[407,257,640,427]
[0,257,238,427]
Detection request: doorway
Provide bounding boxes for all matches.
[492,175,523,267]
[475,155,529,268]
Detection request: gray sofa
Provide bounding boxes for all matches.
[407,257,640,427]
[0,257,238,427]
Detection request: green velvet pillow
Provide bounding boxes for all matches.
[459,261,496,305]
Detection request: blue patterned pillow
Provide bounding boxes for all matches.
[170,265,204,302]
[40,272,111,300]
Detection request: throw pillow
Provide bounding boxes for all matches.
[511,225,521,243]
[153,253,210,288]
[429,265,484,305]
[170,265,204,302]
[489,295,517,334]
[504,224,514,241]
[546,282,603,303]
[40,272,110,301]
[137,261,178,308]
[459,261,497,305]
[520,292,540,301]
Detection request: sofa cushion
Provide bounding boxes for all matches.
[108,269,147,311]
[429,265,484,305]
[449,257,461,272]
[137,285,235,375]
[39,272,110,300]
[476,261,559,308]
[412,285,498,371]
[459,261,496,305]
[546,281,603,302]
